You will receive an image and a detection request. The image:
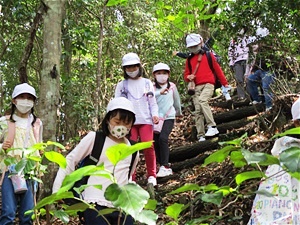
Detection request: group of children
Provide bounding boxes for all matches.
[0,33,298,224]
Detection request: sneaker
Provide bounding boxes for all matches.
[198,136,206,142]
[266,107,272,112]
[205,127,219,137]
[157,166,173,177]
[147,176,157,186]
[252,100,262,105]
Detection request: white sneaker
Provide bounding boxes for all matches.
[252,100,262,105]
[147,176,157,186]
[198,136,206,142]
[205,127,219,137]
[224,93,231,101]
[266,107,272,112]
[157,166,173,177]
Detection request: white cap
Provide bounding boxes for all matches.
[106,97,135,114]
[292,98,300,121]
[122,53,141,67]
[12,83,37,99]
[153,63,170,73]
[186,33,203,48]
[256,27,269,38]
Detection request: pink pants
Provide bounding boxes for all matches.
[130,124,156,178]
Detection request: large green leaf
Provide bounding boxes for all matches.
[272,127,300,139]
[235,171,263,185]
[135,210,158,225]
[279,147,300,173]
[59,164,112,193]
[105,183,150,219]
[166,203,184,220]
[242,149,267,164]
[230,151,247,167]
[203,145,238,166]
[169,183,201,194]
[44,151,67,169]
[200,192,223,206]
[105,141,152,166]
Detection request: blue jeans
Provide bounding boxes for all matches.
[0,172,34,225]
[84,204,134,225]
[247,70,274,108]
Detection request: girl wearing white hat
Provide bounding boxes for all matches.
[0,83,42,224]
[114,52,159,186]
[53,97,139,224]
[152,63,182,177]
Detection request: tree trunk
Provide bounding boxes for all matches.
[37,0,66,199]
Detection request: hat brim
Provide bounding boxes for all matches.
[122,60,140,67]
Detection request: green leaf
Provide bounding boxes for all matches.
[106,0,127,6]
[44,151,67,169]
[53,210,70,224]
[46,141,65,150]
[169,183,201,194]
[230,151,247,167]
[106,141,152,166]
[144,199,157,210]
[272,127,300,139]
[279,147,300,173]
[135,210,158,225]
[165,203,184,220]
[203,145,238,166]
[200,192,223,206]
[235,171,263,185]
[242,149,267,164]
[105,183,150,219]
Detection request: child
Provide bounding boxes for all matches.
[52,97,138,225]
[0,83,43,224]
[248,97,300,224]
[152,63,182,177]
[114,52,159,186]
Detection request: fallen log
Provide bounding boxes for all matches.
[214,104,265,124]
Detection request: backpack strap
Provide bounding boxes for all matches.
[206,51,218,83]
[82,131,106,166]
[5,115,15,149]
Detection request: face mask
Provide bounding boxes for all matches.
[156,74,168,84]
[189,45,202,54]
[15,99,34,114]
[126,69,139,78]
[109,123,130,139]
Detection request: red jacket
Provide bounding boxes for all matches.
[183,52,228,87]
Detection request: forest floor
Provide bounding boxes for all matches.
[40,94,295,225]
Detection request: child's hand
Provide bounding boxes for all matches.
[187,74,195,81]
[160,88,169,95]
[153,116,159,124]
[2,139,12,150]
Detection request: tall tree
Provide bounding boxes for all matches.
[38,0,66,197]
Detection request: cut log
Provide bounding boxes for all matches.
[214,104,265,124]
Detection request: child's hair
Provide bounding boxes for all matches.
[154,79,171,90]
[9,103,37,126]
[101,109,136,136]
[122,64,144,79]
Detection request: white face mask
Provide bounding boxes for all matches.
[188,45,202,54]
[156,74,169,84]
[126,69,139,78]
[15,99,34,114]
[109,123,130,139]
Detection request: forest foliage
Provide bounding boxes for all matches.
[0,0,299,142]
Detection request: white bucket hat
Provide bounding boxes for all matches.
[12,83,37,99]
[106,97,135,114]
[122,53,141,67]
[152,63,170,73]
[292,98,300,121]
[186,33,203,48]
